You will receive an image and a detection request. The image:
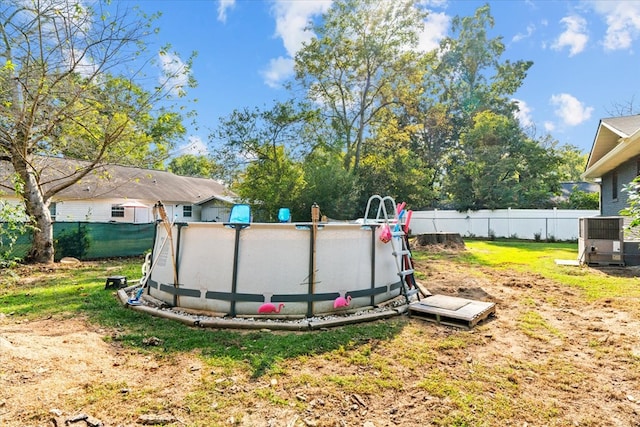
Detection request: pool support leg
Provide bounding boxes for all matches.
[229,223,248,317]
[308,203,320,318]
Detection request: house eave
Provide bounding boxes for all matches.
[582,135,640,180]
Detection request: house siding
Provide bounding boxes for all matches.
[199,200,232,222]
[601,157,639,216]
[2,196,207,223]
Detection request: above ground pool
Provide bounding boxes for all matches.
[142,197,414,318]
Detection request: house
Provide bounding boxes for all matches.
[582,114,640,216]
[0,156,237,223]
[582,114,640,264]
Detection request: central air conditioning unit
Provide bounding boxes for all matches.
[578,217,624,266]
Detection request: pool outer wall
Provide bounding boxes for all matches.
[146,221,404,318]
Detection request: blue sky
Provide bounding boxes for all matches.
[135,0,640,157]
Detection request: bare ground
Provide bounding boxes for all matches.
[1,251,640,426]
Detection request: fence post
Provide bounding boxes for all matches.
[434,208,438,232]
[545,218,548,240]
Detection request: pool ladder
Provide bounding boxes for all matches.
[363,195,420,305]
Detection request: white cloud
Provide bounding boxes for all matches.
[513,99,533,128]
[512,24,535,43]
[272,0,331,57]
[591,1,640,51]
[262,56,295,88]
[417,0,448,7]
[550,93,593,126]
[158,52,189,97]
[551,15,588,56]
[262,0,332,87]
[178,136,208,156]
[418,11,449,52]
[217,0,236,23]
[544,121,556,132]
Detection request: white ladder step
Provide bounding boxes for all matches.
[404,288,419,297]
[393,249,411,257]
[398,269,414,277]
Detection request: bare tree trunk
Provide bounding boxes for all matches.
[13,156,54,264]
[25,197,54,264]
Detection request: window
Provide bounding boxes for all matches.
[183,205,192,218]
[49,202,57,221]
[612,171,618,200]
[111,205,125,218]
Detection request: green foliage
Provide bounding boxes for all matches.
[432,4,532,130]
[0,197,31,267]
[554,144,588,182]
[621,177,640,228]
[212,101,312,184]
[358,142,433,211]
[168,154,221,178]
[54,224,91,261]
[208,3,581,215]
[236,146,306,222]
[559,187,600,210]
[213,101,314,221]
[294,0,427,172]
[446,111,560,210]
[300,148,360,220]
[0,1,195,262]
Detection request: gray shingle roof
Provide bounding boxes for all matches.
[600,114,640,138]
[0,156,236,204]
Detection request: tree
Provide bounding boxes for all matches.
[294,0,427,172]
[446,111,560,210]
[212,101,313,220]
[559,187,599,210]
[236,145,306,222]
[433,4,532,131]
[0,0,194,263]
[371,4,533,207]
[211,101,313,182]
[301,148,360,220]
[554,144,588,182]
[168,154,221,179]
[359,110,435,210]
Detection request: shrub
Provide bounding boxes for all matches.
[55,224,91,260]
[0,198,31,267]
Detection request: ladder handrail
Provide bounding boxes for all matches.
[363,194,398,224]
[363,195,419,304]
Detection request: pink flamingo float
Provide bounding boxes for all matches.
[333,294,352,309]
[258,302,285,314]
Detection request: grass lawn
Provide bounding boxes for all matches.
[2,241,640,427]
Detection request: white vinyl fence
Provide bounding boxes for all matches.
[409,209,600,241]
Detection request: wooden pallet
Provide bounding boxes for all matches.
[408,294,496,329]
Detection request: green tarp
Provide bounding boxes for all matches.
[3,222,154,261]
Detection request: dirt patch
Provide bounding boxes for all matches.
[2,253,640,426]
[0,316,204,426]
[412,233,465,251]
